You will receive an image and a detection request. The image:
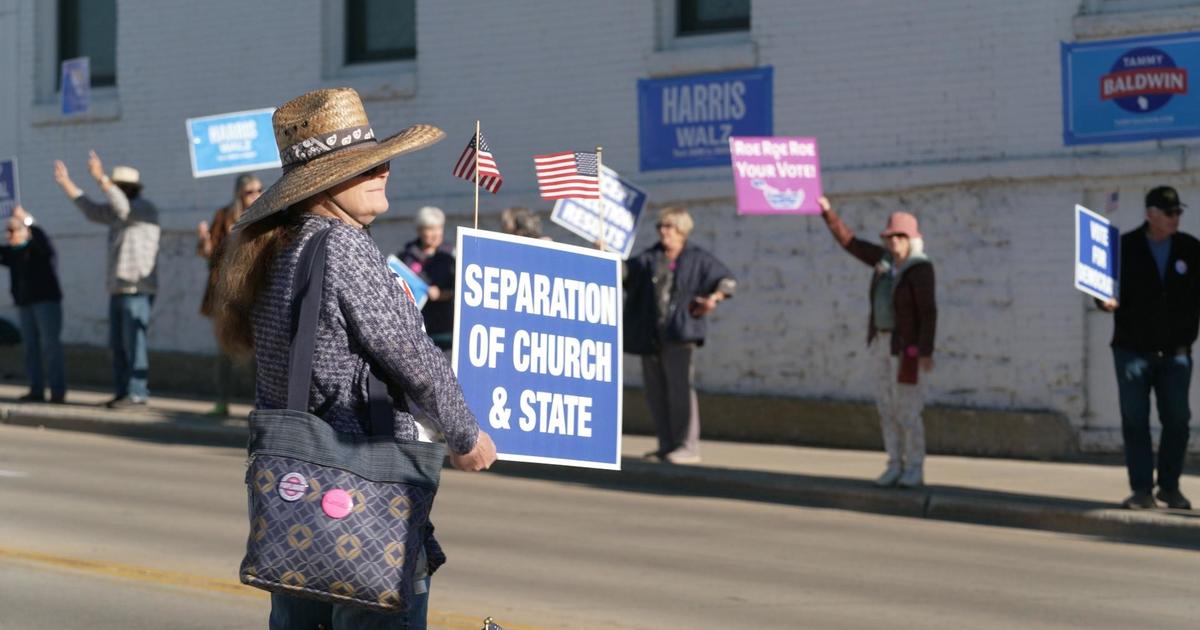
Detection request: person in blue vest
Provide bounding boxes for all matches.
[624,207,736,464]
[1099,186,1198,510]
[0,205,66,403]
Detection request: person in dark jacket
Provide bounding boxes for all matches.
[397,206,456,350]
[820,196,937,488]
[1098,186,1198,510]
[625,207,736,464]
[0,206,66,403]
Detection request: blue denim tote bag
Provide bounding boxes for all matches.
[239,227,447,612]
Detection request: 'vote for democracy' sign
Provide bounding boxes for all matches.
[1074,204,1120,301]
[729,136,822,215]
[0,158,18,217]
[637,67,773,171]
[186,109,282,178]
[1062,32,1200,145]
[551,165,648,259]
[452,229,623,469]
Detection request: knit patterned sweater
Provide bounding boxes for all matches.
[252,215,479,455]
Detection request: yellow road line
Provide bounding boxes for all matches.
[0,546,544,630]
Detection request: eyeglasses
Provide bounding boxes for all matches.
[241,187,263,195]
[1162,207,1185,218]
[883,234,909,240]
[356,162,391,179]
[656,222,677,231]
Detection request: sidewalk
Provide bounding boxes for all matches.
[1,384,1197,549]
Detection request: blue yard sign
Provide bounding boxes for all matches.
[550,165,649,259]
[453,228,623,469]
[637,67,773,171]
[1062,32,1200,145]
[185,108,281,178]
[0,158,18,217]
[1075,204,1120,301]
[60,57,90,116]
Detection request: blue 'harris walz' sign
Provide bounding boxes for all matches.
[637,67,773,171]
[1062,32,1200,145]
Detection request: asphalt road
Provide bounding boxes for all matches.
[1,424,1198,629]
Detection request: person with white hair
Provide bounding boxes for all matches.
[397,205,457,349]
[819,195,937,488]
[53,151,160,410]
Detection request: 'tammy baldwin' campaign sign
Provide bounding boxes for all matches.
[452,229,623,469]
[729,136,822,215]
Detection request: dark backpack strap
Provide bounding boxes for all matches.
[287,226,394,436]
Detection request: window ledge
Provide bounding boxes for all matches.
[1073,6,1200,40]
[30,90,121,127]
[646,40,758,78]
[323,60,417,101]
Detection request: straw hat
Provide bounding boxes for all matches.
[111,166,141,187]
[234,88,444,228]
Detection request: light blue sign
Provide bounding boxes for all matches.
[0,158,17,217]
[1075,204,1120,301]
[185,108,281,178]
[60,57,90,116]
[1062,33,1200,145]
[550,165,648,259]
[637,67,773,171]
[386,255,430,310]
[453,228,623,469]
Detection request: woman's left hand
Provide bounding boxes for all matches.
[919,357,935,373]
[689,294,719,317]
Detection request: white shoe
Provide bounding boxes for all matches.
[875,465,903,487]
[897,467,924,488]
[663,450,701,464]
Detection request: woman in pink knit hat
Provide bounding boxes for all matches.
[819,196,938,488]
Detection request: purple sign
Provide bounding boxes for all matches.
[729,136,822,215]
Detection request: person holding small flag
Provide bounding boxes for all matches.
[819,195,936,488]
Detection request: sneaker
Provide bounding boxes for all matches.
[104,395,147,410]
[1121,492,1157,510]
[17,392,45,403]
[875,465,903,487]
[897,467,924,488]
[1155,488,1192,510]
[642,450,665,462]
[663,450,702,465]
[49,393,66,404]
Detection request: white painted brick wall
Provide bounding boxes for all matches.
[3,0,1200,431]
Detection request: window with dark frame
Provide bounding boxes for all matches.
[676,0,750,37]
[57,0,117,87]
[345,0,416,65]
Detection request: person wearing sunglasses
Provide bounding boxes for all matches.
[1098,186,1198,510]
[0,205,66,404]
[819,195,937,489]
[624,206,737,464]
[195,173,262,416]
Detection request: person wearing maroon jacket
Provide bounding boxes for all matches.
[819,196,937,488]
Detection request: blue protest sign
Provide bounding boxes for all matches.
[0,158,18,217]
[60,57,90,116]
[386,255,430,310]
[1075,204,1120,301]
[453,229,623,469]
[1062,33,1200,145]
[550,165,648,259]
[185,108,281,178]
[637,67,773,171]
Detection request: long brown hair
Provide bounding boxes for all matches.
[213,206,305,356]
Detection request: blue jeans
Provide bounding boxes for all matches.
[1113,347,1193,493]
[18,301,65,398]
[268,578,430,630]
[109,294,153,399]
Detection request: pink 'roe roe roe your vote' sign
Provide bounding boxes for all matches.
[729,136,822,215]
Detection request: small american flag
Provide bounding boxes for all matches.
[1104,191,1120,214]
[452,132,503,194]
[533,151,600,200]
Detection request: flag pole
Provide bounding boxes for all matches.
[473,120,481,230]
[595,145,605,251]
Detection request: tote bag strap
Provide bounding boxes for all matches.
[287,226,394,436]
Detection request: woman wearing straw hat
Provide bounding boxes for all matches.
[818,196,937,489]
[215,88,496,629]
[196,173,262,416]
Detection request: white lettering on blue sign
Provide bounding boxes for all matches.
[661,80,747,124]
[1091,245,1108,268]
[462,264,618,326]
[1089,222,1110,246]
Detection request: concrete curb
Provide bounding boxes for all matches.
[3,402,1197,549]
